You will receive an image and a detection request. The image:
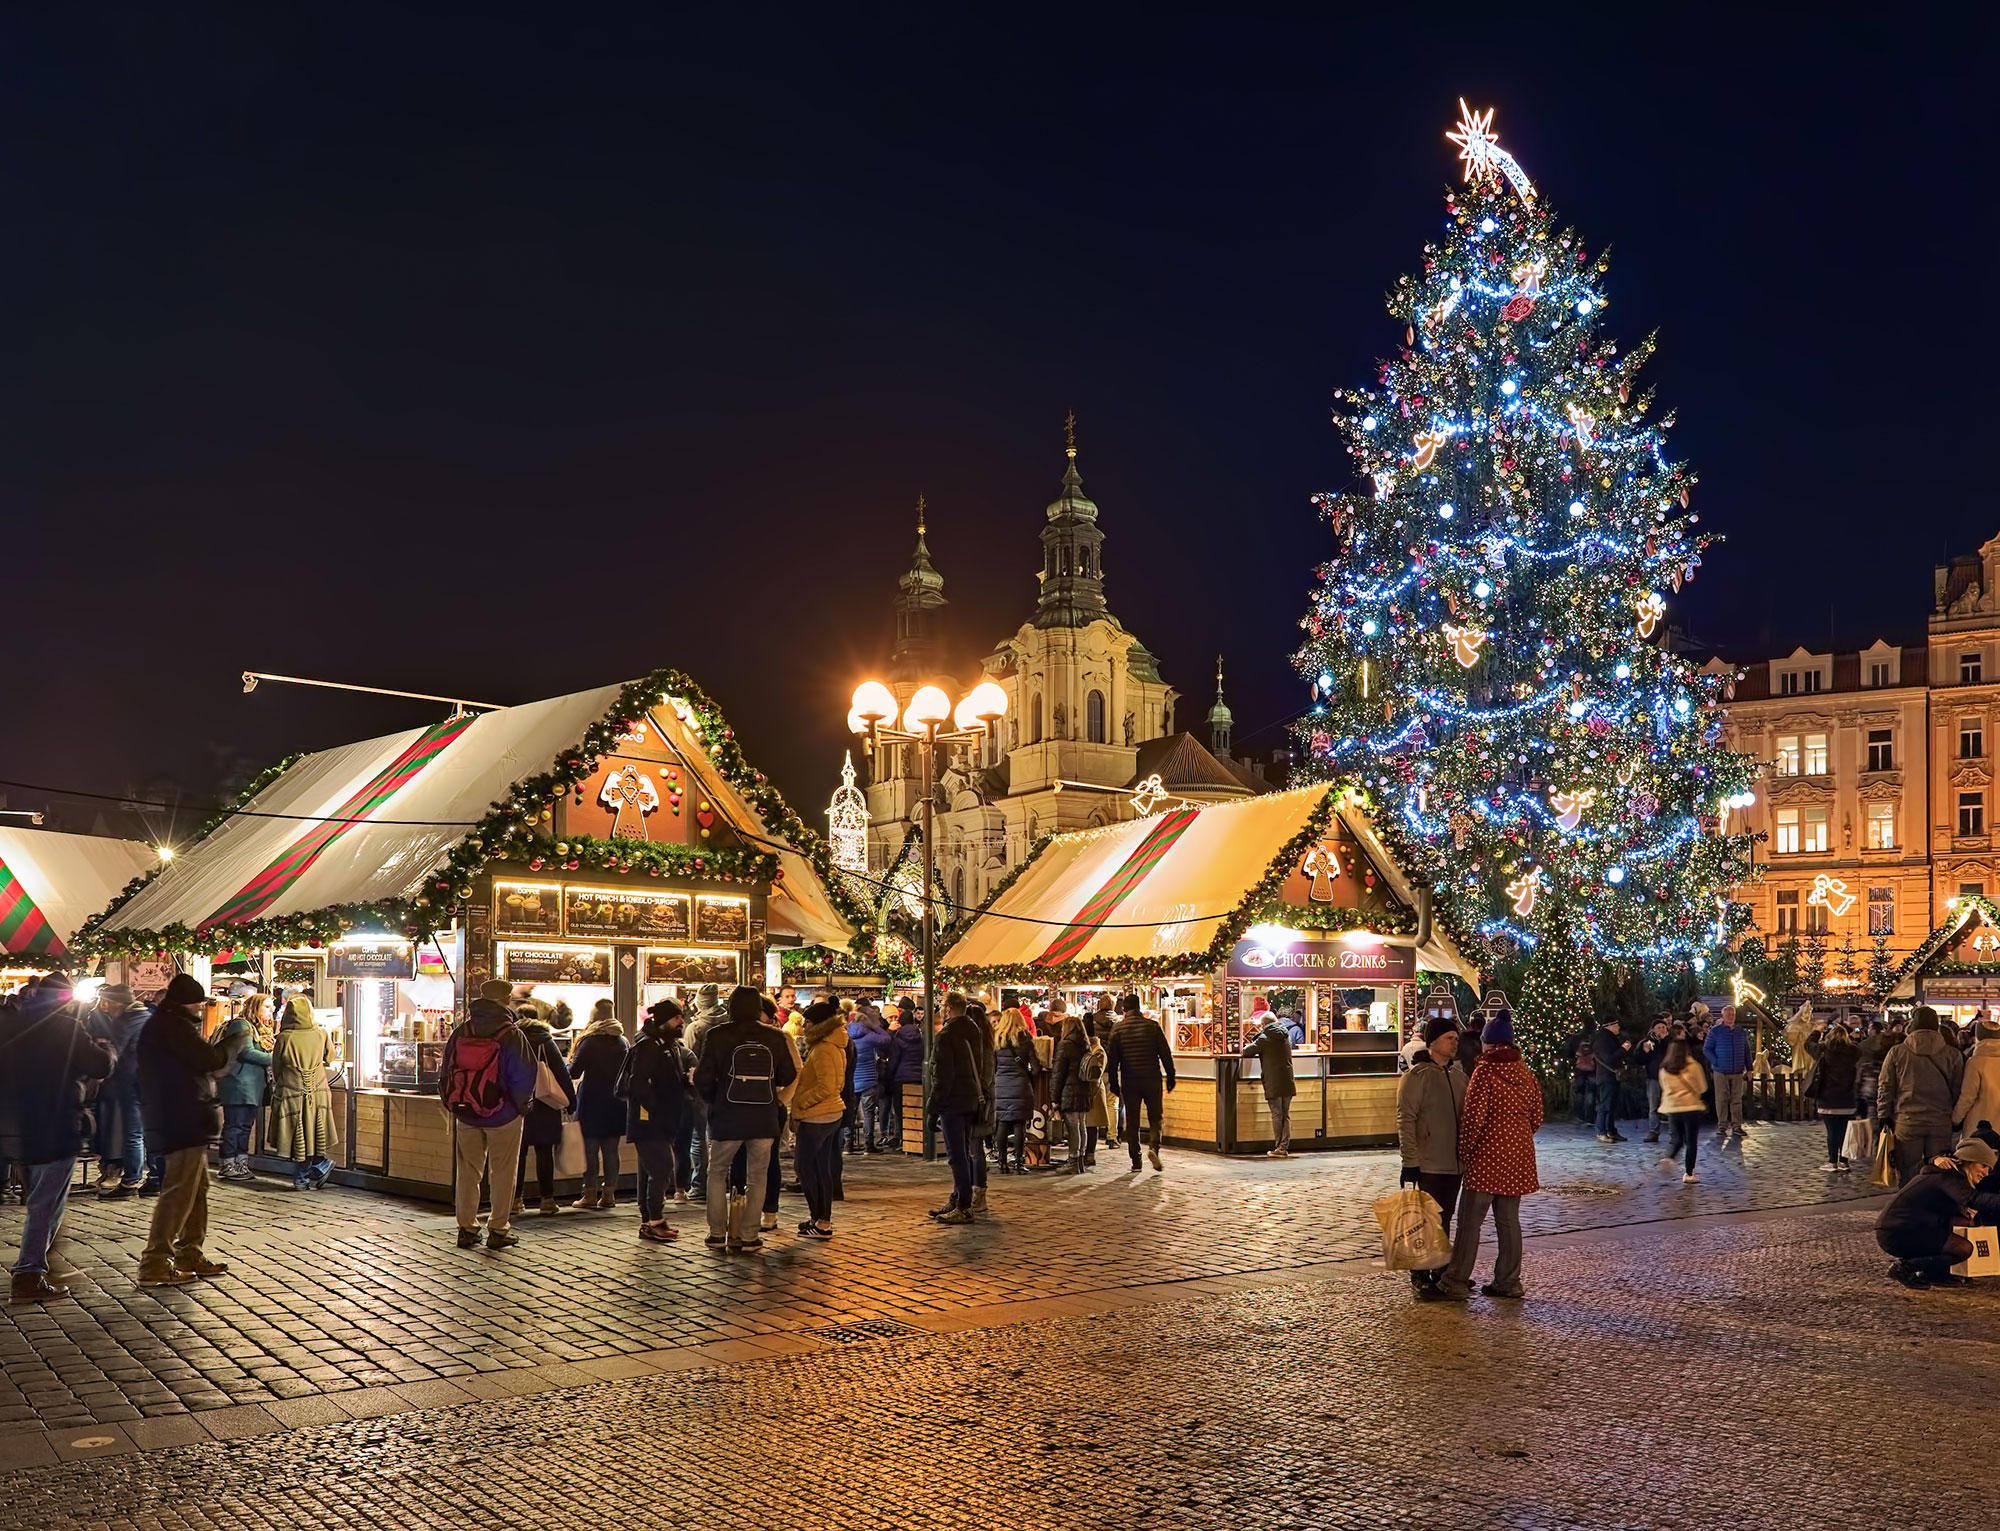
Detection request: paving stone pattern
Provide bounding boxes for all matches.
[0,1122,1879,1438]
[1,1204,1991,1531]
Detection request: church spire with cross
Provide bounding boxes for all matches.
[890,493,948,680]
[1034,412,1111,629]
[1207,654,1234,757]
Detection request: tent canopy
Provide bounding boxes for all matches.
[0,829,157,960]
[942,784,1476,982]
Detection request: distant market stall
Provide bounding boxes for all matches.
[1878,894,2000,1025]
[941,783,1478,1152]
[84,670,862,1199]
[0,828,158,992]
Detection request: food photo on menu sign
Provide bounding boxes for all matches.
[564,888,691,940]
[645,950,741,985]
[502,947,612,984]
[494,882,563,936]
[694,896,749,943]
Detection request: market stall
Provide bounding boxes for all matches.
[942,783,1478,1153]
[0,828,157,992]
[1880,894,2000,1027]
[83,669,861,1200]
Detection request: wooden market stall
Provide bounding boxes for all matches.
[1882,893,2000,1025]
[0,827,157,993]
[941,783,1479,1153]
[85,670,860,1201]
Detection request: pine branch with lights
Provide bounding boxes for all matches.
[1290,103,1759,1072]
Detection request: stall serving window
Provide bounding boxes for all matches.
[333,938,457,1090]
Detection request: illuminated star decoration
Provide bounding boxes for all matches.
[1634,591,1666,638]
[1409,429,1447,470]
[1729,971,1767,1009]
[1129,773,1169,816]
[1445,99,1537,203]
[1506,866,1542,917]
[1565,402,1596,447]
[1807,874,1856,917]
[1442,622,1488,669]
[1549,786,1597,833]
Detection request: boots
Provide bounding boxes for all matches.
[11,1271,71,1304]
[970,1185,987,1213]
[597,1185,618,1210]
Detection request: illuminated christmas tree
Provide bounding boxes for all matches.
[1293,103,1758,1071]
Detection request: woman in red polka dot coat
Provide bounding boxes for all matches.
[1435,1009,1541,1301]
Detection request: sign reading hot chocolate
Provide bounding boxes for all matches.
[1225,935,1415,982]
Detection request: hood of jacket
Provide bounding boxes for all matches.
[804,1012,848,1050]
[280,995,316,1031]
[850,1010,889,1037]
[1906,1029,1956,1063]
[466,998,519,1036]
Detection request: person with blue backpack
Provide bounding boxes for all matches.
[692,985,797,1253]
[439,980,537,1250]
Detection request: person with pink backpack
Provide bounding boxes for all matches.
[438,980,537,1250]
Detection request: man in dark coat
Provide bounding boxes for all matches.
[137,974,238,1287]
[1241,1007,1297,1157]
[1,975,113,1302]
[626,999,693,1241]
[884,997,926,1152]
[1592,1019,1629,1143]
[1106,994,1176,1174]
[692,985,797,1252]
[927,993,986,1224]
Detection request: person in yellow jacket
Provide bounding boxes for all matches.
[789,1000,849,1239]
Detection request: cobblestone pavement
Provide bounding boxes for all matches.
[0,1120,1879,1447]
[2,1199,1993,1531]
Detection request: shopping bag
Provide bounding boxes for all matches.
[554,1117,586,1179]
[534,1056,569,1110]
[1841,1118,1870,1163]
[1373,1187,1452,1271]
[1952,1225,2000,1279]
[1869,1128,1898,1189]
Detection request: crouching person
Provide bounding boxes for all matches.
[1874,1137,1996,1289]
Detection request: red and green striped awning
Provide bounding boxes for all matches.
[0,857,65,958]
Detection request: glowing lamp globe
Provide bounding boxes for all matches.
[956,681,1009,731]
[903,685,952,730]
[845,707,867,736]
[850,680,899,729]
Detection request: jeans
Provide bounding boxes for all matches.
[729,1110,785,1212]
[706,1136,772,1243]
[1414,1171,1462,1240]
[140,1146,211,1277]
[517,1140,555,1200]
[1122,1087,1163,1165]
[1571,1072,1594,1124]
[582,1137,621,1192]
[940,1110,976,1209]
[11,1160,74,1274]
[634,1138,676,1221]
[1269,1095,1292,1153]
[689,1098,709,1194]
[1822,1113,1854,1164]
[967,1130,988,1190]
[219,1104,258,1160]
[795,1119,843,1224]
[1713,1073,1747,1136]
[100,1080,145,1184]
[1594,1072,1621,1135]
[453,1116,525,1233]
[882,1081,906,1148]
[864,1086,897,1148]
[1644,1077,1663,1134]
[1665,1111,1702,1174]
[998,1118,1028,1165]
[1894,1125,1953,1187]
[672,1113,695,1190]
[1444,1187,1523,1292]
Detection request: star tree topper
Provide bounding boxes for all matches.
[1445,99,1537,203]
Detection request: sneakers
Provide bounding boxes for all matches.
[927,1203,960,1219]
[1596,1134,1618,1144]
[1887,1260,1930,1289]
[137,1266,196,1288]
[1430,1278,1471,1302]
[1129,1158,1144,1173]
[1821,1162,1839,1172]
[1682,1172,1700,1184]
[538,1197,562,1217]
[639,1222,678,1243]
[98,1182,140,1200]
[704,1234,728,1248]
[137,1181,162,1198]
[728,1238,764,1253]
[1837,1159,1852,1172]
[456,1228,480,1249]
[1147,1147,1163,1172]
[760,1212,778,1232]
[674,1189,690,1203]
[800,1221,833,1239]
[486,1227,519,1250]
[935,1208,973,1225]
[1480,1283,1525,1300]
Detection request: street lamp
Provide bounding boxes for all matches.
[849,676,1008,1158]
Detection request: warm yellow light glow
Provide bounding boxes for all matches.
[903,685,952,730]
[962,680,1008,724]
[845,707,867,736]
[155,845,175,862]
[850,680,898,728]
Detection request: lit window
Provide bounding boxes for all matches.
[1868,660,1891,687]
[1963,719,1984,760]
[1960,793,1985,838]
[1965,653,1985,685]
[1806,898,1828,934]
[1866,730,1893,773]
[1803,734,1828,775]
[1775,807,1800,853]
[1774,736,1800,776]
[1865,801,1895,849]
[1802,805,1829,853]
[1775,888,1800,934]
[1868,887,1894,936]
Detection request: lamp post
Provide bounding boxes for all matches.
[849,677,1009,1159]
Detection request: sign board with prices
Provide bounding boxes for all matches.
[273,956,320,990]
[694,895,750,944]
[503,946,612,985]
[1226,936,1416,983]
[645,949,740,986]
[1921,976,2000,1002]
[563,887,691,941]
[125,957,178,1004]
[328,944,414,980]
[493,882,563,937]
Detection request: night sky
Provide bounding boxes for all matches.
[5,9,1994,840]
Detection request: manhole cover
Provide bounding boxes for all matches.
[1538,1182,1625,1197]
[814,1319,923,1344]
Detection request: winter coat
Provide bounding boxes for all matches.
[1953,1037,2000,1133]
[267,1003,339,1160]
[683,996,728,1063]
[517,1020,577,1148]
[1876,1162,1979,1254]
[1656,1058,1710,1116]
[1458,1044,1543,1197]
[438,1000,537,1127]
[1857,1031,1894,1099]
[930,1012,986,1117]
[848,1011,892,1092]
[1702,1021,1753,1076]
[567,1024,630,1140]
[888,1017,926,1085]
[1878,1029,1966,1135]
[1106,1012,1176,1101]
[693,1015,798,1141]
[1637,1031,1672,1080]
[968,1010,998,1136]
[1049,1024,1100,1115]
[138,1000,233,1155]
[1396,1055,1466,1175]
[624,1026,692,1143]
[992,1033,1041,1122]
[216,1014,274,1108]
[1592,1025,1628,1077]
[1807,1038,1860,1115]
[0,987,112,1164]
[91,1000,151,1088]
[791,1012,850,1124]
[1240,1019,1296,1100]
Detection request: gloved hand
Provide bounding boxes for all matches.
[1399,1166,1421,1188]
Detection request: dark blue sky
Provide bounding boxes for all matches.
[4,7,1994,827]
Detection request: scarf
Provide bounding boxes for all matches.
[581,1013,625,1041]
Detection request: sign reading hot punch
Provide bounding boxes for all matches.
[1226,936,1415,983]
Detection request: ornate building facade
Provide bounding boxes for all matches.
[1715,529,2000,967]
[858,423,1267,920]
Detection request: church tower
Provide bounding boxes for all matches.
[1207,655,1234,758]
[1034,413,1109,629]
[889,495,947,682]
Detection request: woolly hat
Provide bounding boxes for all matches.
[97,983,135,1007]
[1421,1015,1457,1045]
[162,973,206,1007]
[1120,993,1143,1014]
[1913,1006,1942,1031]
[646,996,683,1023]
[1482,1009,1515,1046]
[1953,1137,1998,1169]
[478,979,513,1003]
